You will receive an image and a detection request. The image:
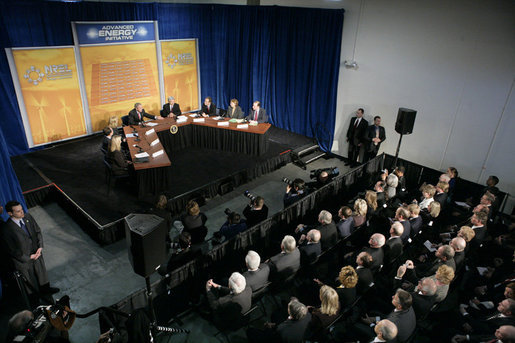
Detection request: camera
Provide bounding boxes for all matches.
[224,208,233,216]
[282,177,293,186]
[310,167,339,180]
[244,191,256,202]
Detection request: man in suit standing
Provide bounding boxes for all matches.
[242,250,270,292]
[363,116,386,163]
[161,96,181,118]
[246,101,268,123]
[128,102,162,125]
[346,108,368,167]
[1,201,59,296]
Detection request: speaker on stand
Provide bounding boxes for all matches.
[392,108,417,168]
[125,214,190,338]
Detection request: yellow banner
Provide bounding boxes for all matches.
[80,42,161,131]
[161,40,199,112]
[12,48,86,146]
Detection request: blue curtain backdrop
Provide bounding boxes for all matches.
[0,1,343,157]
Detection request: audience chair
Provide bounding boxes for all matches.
[212,305,260,343]
[121,115,129,126]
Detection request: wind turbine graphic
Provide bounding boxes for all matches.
[172,80,180,103]
[59,97,71,136]
[30,94,49,143]
[185,76,193,111]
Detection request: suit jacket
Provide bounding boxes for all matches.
[228,105,244,119]
[336,286,357,308]
[363,246,384,274]
[356,267,374,294]
[161,102,181,117]
[376,192,386,208]
[346,117,369,146]
[399,220,411,243]
[299,242,321,266]
[243,263,270,292]
[1,214,49,291]
[454,250,465,271]
[246,107,268,123]
[434,192,448,209]
[107,150,129,176]
[276,312,312,343]
[201,103,216,116]
[409,216,422,236]
[128,108,155,125]
[207,285,252,327]
[386,307,416,343]
[384,237,403,265]
[364,125,386,153]
[410,292,435,321]
[473,226,487,244]
[337,217,355,238]
[318,221,338,250]
[269,249,301,281]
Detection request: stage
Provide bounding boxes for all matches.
[11,126,314,244]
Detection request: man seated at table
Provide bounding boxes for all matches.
[128,102,163,125]
[246,101,268,123]
[161,96,181,118]
[201,96,216,117]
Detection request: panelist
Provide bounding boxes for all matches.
[246,101,268,123]
[228,98,244,119]
[128,103,163,125]
[201,96,216,117]
[161,96,181,118]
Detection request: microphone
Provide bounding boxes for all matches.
[130,125,137,133]
[134,145,144,153]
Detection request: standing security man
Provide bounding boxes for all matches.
[346,108,368,167]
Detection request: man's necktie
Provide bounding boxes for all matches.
[20,220,31,237]
[138,112,142,120]
[354,118,359,128]
[254,110,258,121]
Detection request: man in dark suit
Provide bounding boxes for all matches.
[384,222,404,265]
[268,235,301,282]
[363,116,386,163]
[374,181,387,209]
[355,251,374,294]
[337,206,355,238]
[346,108,368,167]
[471,212,488,244]
[161,96,181,118]
[434,182,449,210]
[201,96,216,117]
[283,178,307,208]
[246,101,268,123]
[242,250,270,292]
[298,229,322,266]
[363,233,385,274]
[410,278,437,321]
[395,207,411,243]
[206,272,252,326]
[101,126,113,153]
[296,210,338,251]
[128,102,162,125]
[459,299,515,338]
[450,237,467,271]
[1,201,59,296]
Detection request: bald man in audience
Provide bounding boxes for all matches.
[363,233,385,274]
[298,229,322,265]
[356,251,374,294]
[384,222,404,265]
[411,277,437,320]
[268,235,301,281]
[450,237,467,271]
[371,319,398,343]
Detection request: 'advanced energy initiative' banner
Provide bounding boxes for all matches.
[6,21,200,147]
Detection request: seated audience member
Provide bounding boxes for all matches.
[227,98,244,119]
[432,265,455,303]
[242,196,269,228]
[410,277,437,321]
[296,210,338,250]
[355,252,374,294]
[107,135,132,176]
[298,229,322,266]
[128,102,162,125]
[307,285,340,337]
[353,199,368,228]
[457,225,476,254]
[206,272,252,327]
[374,180,387,208]
[336,205,355,238]
[243,250,270,292]
[394,207,411,243]
[452,324,515,343]
[386,172,398,200]
[450,236,467,271]
[421,201,441,230]
[268,235,301,281]
[394,166,407,195]
[246,101,268,123]
[384,222,404,264]
[181,200,208,244]
[157,232,198,276]
[161,96,181,118]
[149,194,172,231]
[201,96,216,117]
[458,299,515,339]
[363,233,385,274]
[408,244,456,277]
[435,181,449,209]
[408,203,423,236]
[247,297,311,343]
[335,266,358,308]
[372,319,398,343]
[446,167,458,195]
[470,211,488,244]
[101,126,113,152]
[219,212,247,240]
[283,178,307,208]
[419,184,436,210]
[365,190,379,218]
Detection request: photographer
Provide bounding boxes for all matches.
[283,178,308,208]
[307,167,339,190]
[243,195,269,228]
[219,211,248,240]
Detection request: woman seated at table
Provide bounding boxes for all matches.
[107,135,132,176]
[181,200,208,244]
[227,98,243,119]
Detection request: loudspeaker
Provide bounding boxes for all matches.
[125,213,167,277]
[395,108,417,134]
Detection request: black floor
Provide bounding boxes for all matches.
[11,126,314,226]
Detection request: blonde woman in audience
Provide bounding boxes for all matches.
[431,265,454,302]
[365,190,378,217]
[353,199,368,227]
[107,135,131,176]
[308,285,340,334]
[419,184,436,210]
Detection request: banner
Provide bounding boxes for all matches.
[75,22,155,45]
[161,39,200,112]
[11,47,86,146]
[80,42,161,131]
